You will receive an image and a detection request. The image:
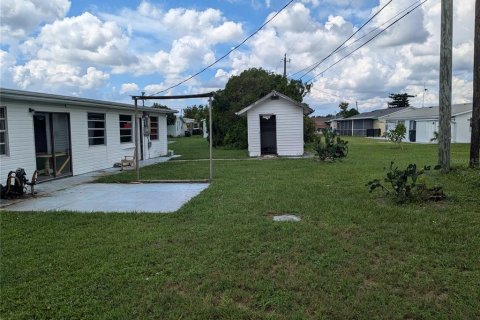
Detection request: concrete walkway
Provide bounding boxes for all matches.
[0,156,174,210]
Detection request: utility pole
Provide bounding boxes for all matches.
[470,0,480,168]
[438,0,453,172]
[283,53,290,78]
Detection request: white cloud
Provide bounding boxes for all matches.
[21,12,136,66]
[0,0,71,41]
[0,0,475,111]
[0,49,16,87]
[13,60,109,90]
[101,3,243,45]
[120,83,139,94]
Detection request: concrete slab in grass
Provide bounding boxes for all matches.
[273,214,301,222]
[5,183,209,213]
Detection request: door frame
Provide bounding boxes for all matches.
[259,114,277,155]
[33,112,73,182]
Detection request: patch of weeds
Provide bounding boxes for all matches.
[366,161,445,203]
[313,129,348,161]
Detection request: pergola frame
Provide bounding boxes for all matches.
[131,92,215,182]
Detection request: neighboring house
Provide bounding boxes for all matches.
[334,107,410,136]
[183,117,202,135]
[236,90,313,157]
[0,88,176,182]
[167,116,186,137]
[313,116,332,131]
[326,116,342,131]
[379,103,473,143]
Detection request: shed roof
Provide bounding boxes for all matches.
[380,103,472,121]
[336,107,410,121]
[235,90,313,116]
[0,88,177,114]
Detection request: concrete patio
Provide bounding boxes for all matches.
[0,155,209,213]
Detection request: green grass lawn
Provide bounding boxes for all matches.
[2,138,479,319]
[169,135,248,160]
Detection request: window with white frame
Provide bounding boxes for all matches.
[150,116,158,140]
[0,107,7,155]
[119,114,133,143]
[88,113,106,145]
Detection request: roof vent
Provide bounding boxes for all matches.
[271,92,279,100]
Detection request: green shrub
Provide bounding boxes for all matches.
[304,116,316,143]
[384,123,406,145]
[313,129,348,161]
[366,161,445,203]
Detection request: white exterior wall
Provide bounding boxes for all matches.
[415,120,438,143]
[0,101,168,179]
[167,117,185,137]
[452,113,472,143]
[246,99,304,157]
[385,111,472,144]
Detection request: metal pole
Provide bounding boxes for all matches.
[134,98,140,182]
[209,97,213,181]
[438,0,453,172]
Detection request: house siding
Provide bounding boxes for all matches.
[0,100,168,179]
[246,98,304,157]
[452,113,471,143]
[167,117,185,137]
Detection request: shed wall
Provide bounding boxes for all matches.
[246,99,304,157]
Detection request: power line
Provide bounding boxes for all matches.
[294,0,394,80]
[331,1,421,58]
[305,0,428,84]
[151,0,296,96]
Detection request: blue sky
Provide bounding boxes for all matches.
[0,0,475,115]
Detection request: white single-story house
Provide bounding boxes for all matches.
[236,91,313,157]
[0,88,176,182]
[167,116,186,137]
[379,103,473,143]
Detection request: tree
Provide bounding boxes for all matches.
[184,105,208,122]
[387,93,415,108]
[336,101,359,118]
[153,103,176,125]
[211,68,311,148]
[344,108,359,118]
[338,101,349,115]
[304,116,315,143]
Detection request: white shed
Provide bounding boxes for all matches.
[236,91,313,157]
[0,88,176,182]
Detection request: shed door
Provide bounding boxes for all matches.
[260,115,277,155]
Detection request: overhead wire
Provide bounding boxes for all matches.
[330,0,421,59]
[151,0,296,96]
[304,0,428,84]
[294,0,394,80]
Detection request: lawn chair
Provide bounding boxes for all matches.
[121,148,136,171]
[25,170,38,195]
